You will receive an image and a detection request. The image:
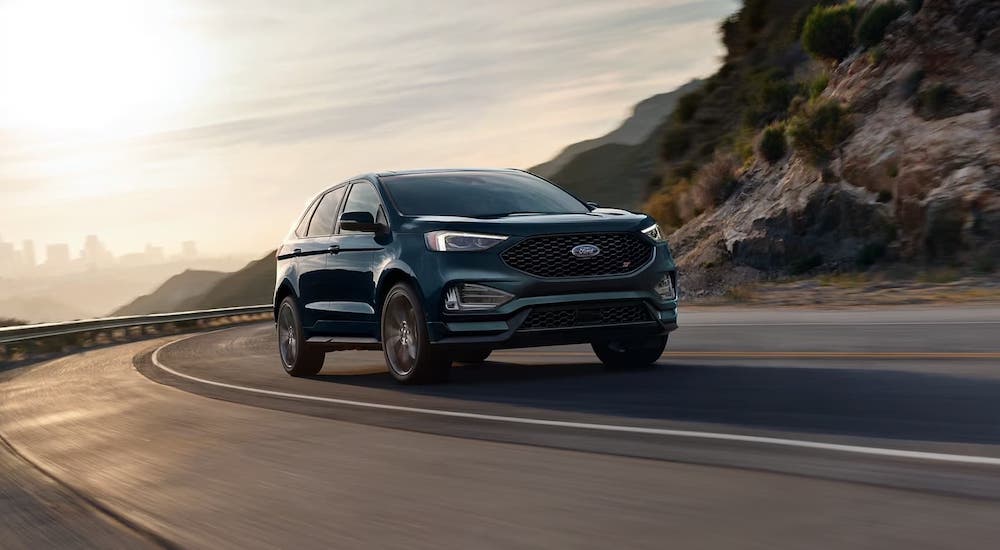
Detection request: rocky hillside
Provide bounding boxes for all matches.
[534,79,703,209]
[642,0,998,294]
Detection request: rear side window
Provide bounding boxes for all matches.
[339,182,383,235]
[306,186,346,237]
[293,201,318,237]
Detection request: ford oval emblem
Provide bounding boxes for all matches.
[571,244,601,259]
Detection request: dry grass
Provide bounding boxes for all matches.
[816,272,873,288]
[917,268,961,284]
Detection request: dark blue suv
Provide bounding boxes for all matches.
[274,169,678,383]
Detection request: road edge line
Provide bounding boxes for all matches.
[152,333,1000,467]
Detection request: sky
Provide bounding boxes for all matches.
[0,0,737,260]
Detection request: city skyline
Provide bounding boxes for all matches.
[0,232,202,276]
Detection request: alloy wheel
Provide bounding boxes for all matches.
[384,293,419,376]
[278,304,298,367]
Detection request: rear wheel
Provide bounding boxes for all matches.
[451,349,492,364]
[277,297,325,376]
[592,335,667,369]
[381,283,451,384]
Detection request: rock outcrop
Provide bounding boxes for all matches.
[670,0,999,294]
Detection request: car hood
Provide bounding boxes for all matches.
[395,208,652,237]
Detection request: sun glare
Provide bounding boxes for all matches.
[0,0,205,135]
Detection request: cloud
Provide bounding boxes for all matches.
[1,0,738,254]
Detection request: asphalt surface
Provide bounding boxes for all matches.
[2,306,1000,548]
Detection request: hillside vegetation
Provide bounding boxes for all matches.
[639,0,999,293]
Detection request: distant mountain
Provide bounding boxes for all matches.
[179,252,277,310]
[530,79,703,209]
[110,252,277,316]
[0,296,89,324]
[112,270,229,316]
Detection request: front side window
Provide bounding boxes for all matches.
[381,171,588,218]
[339,182,383,234]
[306,186,346,237]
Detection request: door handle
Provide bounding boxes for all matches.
[328,245,341,254]
[293,248,302,256]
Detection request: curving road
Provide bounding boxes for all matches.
[2,306,1000,548]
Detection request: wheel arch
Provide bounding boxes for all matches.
[273,279,297,321]
[375,265,425,338]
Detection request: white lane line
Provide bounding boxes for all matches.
[151,333,1000,467]
[683,321,1000,327]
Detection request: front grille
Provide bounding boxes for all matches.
[501,233,653,278]
[520,303,652,331]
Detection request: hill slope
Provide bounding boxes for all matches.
[530,80,703,209]
[531,80,701,179]
[179,252,277,310]
[112,270,229,316]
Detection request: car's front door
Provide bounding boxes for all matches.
[314,180,387,337]
[296,184,347,329]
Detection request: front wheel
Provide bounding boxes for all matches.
[381,283,451,384]
[277,297,325,376]
[592,335,667,369]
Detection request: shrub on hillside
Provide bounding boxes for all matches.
[757,124,787,163]
[693,153,740,211]
[802,3,858,61]
[809,73,829,99]
[743,70,801,127]
[788,99,854,165]
[674,91,703,123]
[661,125,692,160]
[856,242,888,268]
[910,82,983,119]
[900,68,924,98]
[857,2,906,48]
[644,181,695,229]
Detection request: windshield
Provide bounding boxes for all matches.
[380,171,589,217]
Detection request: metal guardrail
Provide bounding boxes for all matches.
[0,305,273,345]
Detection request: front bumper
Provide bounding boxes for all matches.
[427,291,677,349]
[408,238,678,349]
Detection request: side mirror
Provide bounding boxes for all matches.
[586,201,600,210]
[339,211,383,233]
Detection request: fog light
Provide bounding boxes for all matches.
[444,283,514,311]
[655,273,676,300]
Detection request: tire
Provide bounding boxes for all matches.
[592,335,668,369]
[381,283,451,384]
[451,349,492,364]
[276,296,325,377]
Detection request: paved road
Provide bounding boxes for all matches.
[2,306,1000,548]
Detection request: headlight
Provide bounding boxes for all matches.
[425,231,508,252]
[642,223,667,243]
